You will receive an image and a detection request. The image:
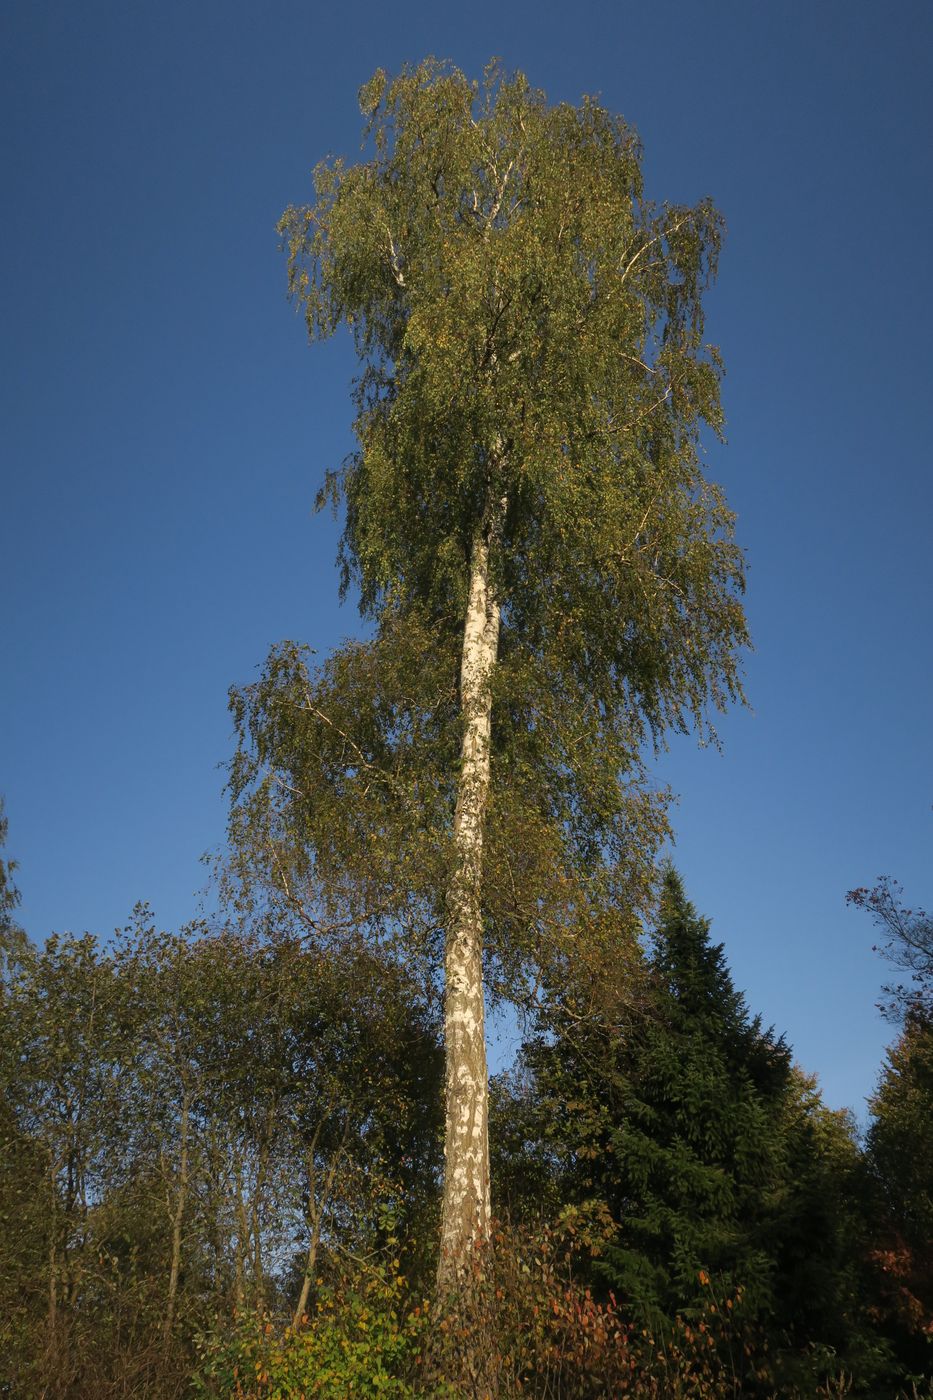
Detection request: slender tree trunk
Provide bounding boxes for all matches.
[163,1093,190,1347]
[251,1189,264,1300]
[46,1160,60,1385]
[233,1155,248,1309]
[293,1122,346,1328]
[438,511,502,1288]
[48,1239,58,1331]
[47,1238,58,1362]
[252,1110,274,1296]
[292,1202,322,1329]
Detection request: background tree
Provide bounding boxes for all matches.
[232,56,748,1283]
[864,1010,933,1372]
[847,876,932,1020]
[850,871,933,1378]
[767,1068,876,1383]
[510,872,792,1318]
[0,932,140,1395]
[0,916,441,1398]
[494,870,875,1384]
[0,798,27,981]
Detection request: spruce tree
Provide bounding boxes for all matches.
[521,870,792,1325]
[864,1010,933,1366]
[506,869,872,1380]
[601,871,792,1317]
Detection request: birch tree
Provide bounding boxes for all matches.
[231,59,748,1287]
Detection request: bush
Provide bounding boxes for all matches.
[423,1220,774,1399]
[193,1260,425,1398]
[193,1223,931,1398]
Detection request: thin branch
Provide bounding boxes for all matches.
[384,225,406,288]
[619,352,659,376]
[618,212,692,288]
[485,158,515,229]
[618,383,673,434]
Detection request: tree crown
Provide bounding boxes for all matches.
[280,59,747,743]
[228,61,749,1002]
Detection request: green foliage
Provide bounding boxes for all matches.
[496,871,883,1386]
[193,1260,425,1398]
[864,1010,933,1372]
[849,871,933,1383]
[764,1070,871,1370]
[282,60,743,716]
[423,1221,775,1398]
[0,798,20,923]
[229,58,749,1008]
[0,928,163,1395]
[192,1225,894,1399]
[512,873,793,1320]
[868,1012,933,1270]
[0,870,928,1395]
[224,626,457,976]
[0,919,441,1397]
[0,798,27,980]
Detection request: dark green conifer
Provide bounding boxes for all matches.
[505,869,870,1378]
[594,869,791,1321]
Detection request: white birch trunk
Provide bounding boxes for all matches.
[438,513,502,1287]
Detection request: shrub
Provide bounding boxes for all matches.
[192,1260,425,1398]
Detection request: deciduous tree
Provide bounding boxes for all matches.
[233,59,748,1285]
[847,876,932,1019]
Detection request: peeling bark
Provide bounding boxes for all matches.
[438,505,503,1288]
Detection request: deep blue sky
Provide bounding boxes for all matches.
[2,1,931,1117]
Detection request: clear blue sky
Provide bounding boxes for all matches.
[2,0,931,1118]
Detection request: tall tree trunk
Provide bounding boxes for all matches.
[252,1109,275,1296]
[438,512,502,1288]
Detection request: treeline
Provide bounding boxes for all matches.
[1,812,930,1397]
[0,899,441,1397]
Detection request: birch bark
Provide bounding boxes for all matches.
[438,505,502,1287]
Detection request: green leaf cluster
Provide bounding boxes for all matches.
[193,1261,425,1398]
[231,59,748,1004]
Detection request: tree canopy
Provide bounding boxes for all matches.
[233,58,749,1003]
